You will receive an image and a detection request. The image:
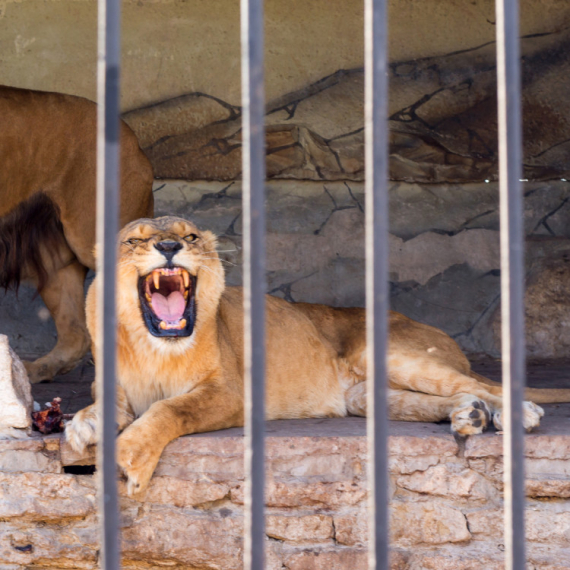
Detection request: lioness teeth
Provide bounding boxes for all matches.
[159,319,186,330]
[145,293,152,303]
[183,271,190,288]
[153,272,160,290]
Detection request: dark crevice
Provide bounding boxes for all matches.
[63,465,96,475]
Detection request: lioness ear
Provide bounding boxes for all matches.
[202,230,218,251]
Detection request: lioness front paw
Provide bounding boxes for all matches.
[450,397,491,436]
[493,401,545,432]
[65,406,98,453]
[117,426,162,497]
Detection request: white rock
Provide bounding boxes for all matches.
[0,335,32,436]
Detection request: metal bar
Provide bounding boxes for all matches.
[95,0,121,567]
[495,1,526,569]
[240,0,266,568]
[364,0,390,568]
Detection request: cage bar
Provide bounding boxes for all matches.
[364,0,390,568]
[240,0,267,569]
[95,0,121,567]
[495,0,526,568]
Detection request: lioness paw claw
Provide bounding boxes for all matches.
[493,401,544,433]
[117,429,159,497]
[450,398,491,436]
[65,408,98,453]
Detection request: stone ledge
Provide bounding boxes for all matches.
[2,417,570,569]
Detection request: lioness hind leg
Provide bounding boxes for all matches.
[24,260,90,383]
[389,355,545,432]
[346,382,492,435]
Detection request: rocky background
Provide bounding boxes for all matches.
[1,0,570,360]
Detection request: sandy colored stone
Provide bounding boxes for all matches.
[0,472,95,522]
[283,547,368,570]
[396,463,498,501]
[407,545,503,570]
[468,506,570,544]
[133,475,230,508]
[231,481,367,509]
[526,477,570,498]
[466,433,570,460]
[390,502,471,546]
[121,504,243,570]
[0,521,98,568]
[0,335,32,435]
[334,512,367,547]
[0,449,61,474]
[266,514,333,542]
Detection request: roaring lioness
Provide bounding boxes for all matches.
[0,86,153,383]
[67,216,570,495]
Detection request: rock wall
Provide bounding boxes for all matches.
[4,179,570,359]
[1,420,570,569]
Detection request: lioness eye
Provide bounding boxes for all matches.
[184,234,198,243]
[126,238,141,245]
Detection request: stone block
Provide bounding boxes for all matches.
[396,463,499,501]
[282,547,368,570]
[266,514,334,542]
[0,521,98,568]
[121,504,243,570]
[390,501,471,546]
[334,511,367,547]
[0,472,95,522]
[0,335,32,436]
[231,481,367,509]
[132,475,231,508]
[467,505,570,544]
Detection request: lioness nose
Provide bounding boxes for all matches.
[154,240,183,261]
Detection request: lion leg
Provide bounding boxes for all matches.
[346,382,492,436]
[389,355,544,432]
[65,384,134,453]
[24,260,91,383]
[117,381,243,496]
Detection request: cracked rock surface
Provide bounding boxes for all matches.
[124,29,570,184]
[5,180,570,359]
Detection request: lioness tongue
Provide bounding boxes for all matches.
[151,291,185,322]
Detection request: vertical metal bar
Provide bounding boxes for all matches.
[95,0,121,567]
[364,0,390,568]
[240,0,266,569]
[496,1,526,569]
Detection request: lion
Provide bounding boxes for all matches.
[0,86,153,383]
[66,216,570,495]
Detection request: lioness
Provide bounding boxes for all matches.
[0,86,153,383]
[67,216,570,495]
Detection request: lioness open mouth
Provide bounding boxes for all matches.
[138,267,196,338]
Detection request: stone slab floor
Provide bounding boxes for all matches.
[31,357,570,437]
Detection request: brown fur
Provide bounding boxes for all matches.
[0,86,154,382]
[66,216,570,496]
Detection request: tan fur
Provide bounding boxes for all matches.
[0,86,154,382]
[66,216,570,495]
